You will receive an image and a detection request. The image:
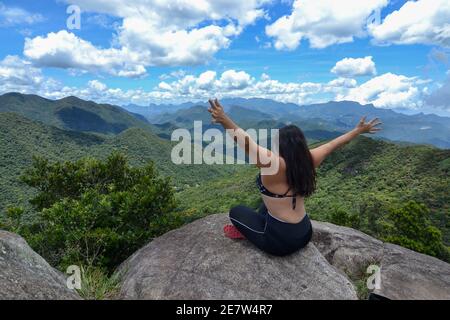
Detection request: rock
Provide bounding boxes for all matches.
[376,243,450,300]
[311,221,450,300]
[0,230,81,300]
[118,213,357,300]
[311,221,385,276]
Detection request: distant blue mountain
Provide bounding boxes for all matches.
[123,102,197,119]
[124,98,450,148]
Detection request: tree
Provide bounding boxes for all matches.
[382,201,447,260]
[328,207,360,228]
[2,153,177,271]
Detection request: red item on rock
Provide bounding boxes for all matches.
[223,224,246,239]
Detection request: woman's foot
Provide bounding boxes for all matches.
[224,224,245,239]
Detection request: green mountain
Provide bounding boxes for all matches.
[177,136,450,245]
[0,112,237,212]
[130,98,450,148]
[153,105,211,126]
[0,92,154,135]
[152,105,343,144]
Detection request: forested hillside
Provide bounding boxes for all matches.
[0,112,237,212]
[0,93,154,135]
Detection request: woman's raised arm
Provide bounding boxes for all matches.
[310,116,382,168]
[208,98,284,172]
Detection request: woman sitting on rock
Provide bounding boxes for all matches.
[208,98,382,256]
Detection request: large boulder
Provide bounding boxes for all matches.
[311,221,450,300]
[117,213,357,299]
[311,221,385,276]
[0,230,81,300]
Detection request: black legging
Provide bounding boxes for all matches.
[229,203,313,256]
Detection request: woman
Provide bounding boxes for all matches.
[208,98,382,256]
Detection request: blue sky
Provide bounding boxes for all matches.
[0,0,449,116]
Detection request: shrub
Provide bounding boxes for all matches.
[76,266,121,300]
[381,201,447,260]
[1,153,177,271]
[328,207,360,228]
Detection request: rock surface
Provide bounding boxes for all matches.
[118,213,357,299]
[3,213,449,300]
[311,221,450,300]
[118,214,450,300]
[0,230,81,300]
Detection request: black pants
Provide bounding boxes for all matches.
[229,203,313,256]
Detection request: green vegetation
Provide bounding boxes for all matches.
[382,201,448,259]
[76,266,121,300]
[308,137,450,247]
[0,112,237,213]
[348,261,381,300]
[0,153,180,272]
[0,92,153,134]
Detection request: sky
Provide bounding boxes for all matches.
[0,0,449,116]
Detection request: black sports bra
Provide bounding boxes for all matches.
[256,174,297,209]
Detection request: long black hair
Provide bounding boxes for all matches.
[277,125,316,197]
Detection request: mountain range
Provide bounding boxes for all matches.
[122,98,450,148]
[0,92,153,135]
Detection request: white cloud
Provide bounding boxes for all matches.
[0,56,126,103]
[261,73,270,81]
[327,77,357,89]
[159,70,187,80]
[154,70,325,105]
[331,56,377,77]
[0,59,429,112]
[0,55,44,93]
[369,0,450,47]
[85,14,119,30]
[88,79,107,91]
[336,73,424,109]
[64,0,268,28]
[23,0,270,77]
[424,77,450,110]
[24,31,147,77]
[0,55,68,101]
[197,71,218,90]
[266,0,388,50]
[43,70,326,105]
[119,22,232,67]
[219,70,254,90]
[325,78,358,97]
[0,2,44,27]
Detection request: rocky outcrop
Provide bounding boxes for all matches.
[117,214,358,299]
[118,214,450,300]
[312,221,450,300]
[2,213,449,300]
[0,230,81,300]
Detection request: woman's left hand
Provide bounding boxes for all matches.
[355,116,382,134]
[208,98,226,124]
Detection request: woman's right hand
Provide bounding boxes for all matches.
[355,116,382,134]
[208,98,227,124]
